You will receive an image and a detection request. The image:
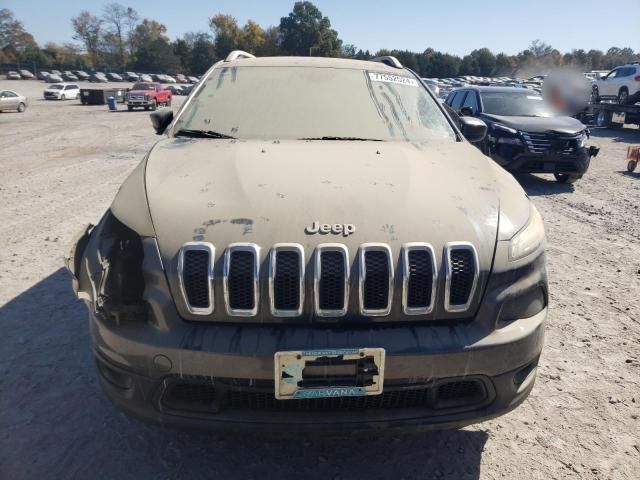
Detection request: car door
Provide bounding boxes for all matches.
[0,91,19,110]
[599,69,619,96]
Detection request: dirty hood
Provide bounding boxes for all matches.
[145,138,501,270]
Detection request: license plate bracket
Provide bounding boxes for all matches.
[274,348,385,400]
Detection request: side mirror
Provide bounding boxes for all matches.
[459,116,487,143]
[150,109,173,135]
[460,106,474,116]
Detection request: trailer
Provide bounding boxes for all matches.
[583,102,640,129]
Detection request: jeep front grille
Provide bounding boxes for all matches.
[269,244,304,317]
[402,243,437,315]
[178,242,214,315]
[178,241,480,319]
[445,242,479,312]
[223,243,260,316]
[359,244,393,316]
[315,244,349,317]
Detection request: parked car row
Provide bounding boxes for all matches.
[5,69,201,85]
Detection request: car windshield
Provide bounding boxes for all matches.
[481,91,554,117]
[132,83,156,90]
[48,84,63,90]
[173,66,456,142]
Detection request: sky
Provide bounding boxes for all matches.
[4,0,640,56]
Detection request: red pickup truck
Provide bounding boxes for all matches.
[125,82,172,111]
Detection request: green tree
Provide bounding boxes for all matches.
[279,1,342,57]
[494,53,516,75]
[189,32,216,74]
[257,26,280,56]
[130,19,178,72]
[0,9,39,63]
[209,14,242,58]
[239,20,264,54]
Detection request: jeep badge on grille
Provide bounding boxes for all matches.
[305,221,356,237]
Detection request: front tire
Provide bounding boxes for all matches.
[127,105,133,112]
[595,110,611,128]
[17,102,26,113]
[554,173,580,184]
[591,85,600,103]
[150,100,157,111]
[618,88,629,105]
[166,97,172,107]
[628,160,638,173]
[61,94,66,101]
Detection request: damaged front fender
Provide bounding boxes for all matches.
[66,211,150,324]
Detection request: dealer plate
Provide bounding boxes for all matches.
[274,348,385,400]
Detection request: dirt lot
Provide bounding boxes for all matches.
[1,79,639,480]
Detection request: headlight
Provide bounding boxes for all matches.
[578,132,587,148]
[491,123,518,135]
[509,205,545,261]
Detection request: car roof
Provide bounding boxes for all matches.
[223,56,409,74]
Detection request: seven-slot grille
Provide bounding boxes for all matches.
[178,241,479,318]
[445,243,479,312]
[521,131,581,155]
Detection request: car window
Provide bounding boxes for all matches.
[174,66,457,142]
[5,91,18,97]
[450,91,467,110]
[605,69,618,79]
[480,91,554,117]
[462,91,479,112]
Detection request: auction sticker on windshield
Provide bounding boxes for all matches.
[368,72,419,87]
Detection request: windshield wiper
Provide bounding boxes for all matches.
[300,136,383,141]
[175,129,235,139]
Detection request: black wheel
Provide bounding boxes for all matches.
[61,94,66,101]
[127,105,133,111]
[628,160,638,173]
[618,88,629,105]
[591,85,600,103]
[17,102,26,113]
[166,97,172,107]
[144,106,149,111]
[150,100,157,111]
[554,173,579,184]
[595,110,611,128]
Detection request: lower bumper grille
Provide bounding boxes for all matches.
[160,377,488,413]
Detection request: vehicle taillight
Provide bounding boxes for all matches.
[634,75,640,81]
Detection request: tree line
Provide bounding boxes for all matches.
[1,2,638,76]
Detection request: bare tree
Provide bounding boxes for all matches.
[102,3,138,69]
[71,11,103,67]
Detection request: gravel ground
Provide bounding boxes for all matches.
[1,80,639,480]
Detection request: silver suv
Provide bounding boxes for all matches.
[593,63,640,104]
[66,52,548,433]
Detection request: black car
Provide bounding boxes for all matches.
[446,86,599,183]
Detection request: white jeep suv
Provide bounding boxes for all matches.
[593,63,640,105]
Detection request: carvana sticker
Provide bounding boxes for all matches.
[368,72,419,87]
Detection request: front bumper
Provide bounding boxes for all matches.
[490,142,598,177]
[90,306,546,433]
